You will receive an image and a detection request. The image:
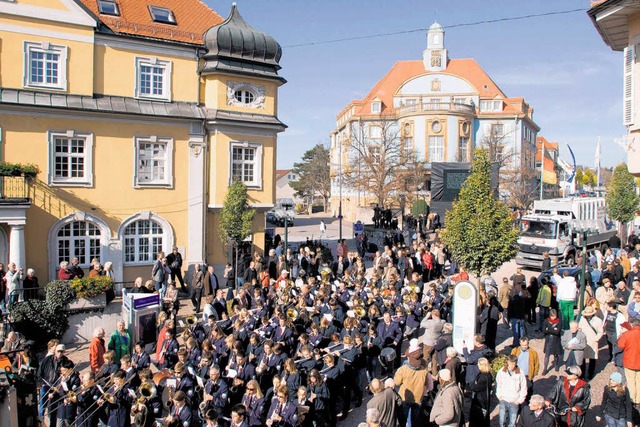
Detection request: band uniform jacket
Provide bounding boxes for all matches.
[241,394,265,427]
[75,384,102,427]
[132,351,150,372]
[55,372,81,421]
[205,377,229,413]
[266,400,298,427]
[106,386,133,427]
[167,403,192,427]
[376,321,402,347]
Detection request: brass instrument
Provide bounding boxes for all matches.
[137,382,156,404]
[186,315,196,325]
[286,308,298,320]
[102,391,116,405]
[354,306,366,318]
[319,266,332,284]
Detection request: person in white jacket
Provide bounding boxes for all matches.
[557,271,578,329]
[496,355,528,427]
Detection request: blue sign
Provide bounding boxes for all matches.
[353,221,364,233]
[133,294,160,310]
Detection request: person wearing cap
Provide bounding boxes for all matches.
[496,355,527,427]
[595,372,634,426]
[394,341,428,427]
[516,394,555,427]
[37,339,65,427]
[578,306,604,380]
[618,317,640,406]
[430,368,463,427]
[546,365,591,427]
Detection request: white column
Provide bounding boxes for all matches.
[187,130,206,267]
[9,223,25,269]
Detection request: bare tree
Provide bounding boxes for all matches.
[342,114,405,207]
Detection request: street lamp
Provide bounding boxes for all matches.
[282,201,293,255]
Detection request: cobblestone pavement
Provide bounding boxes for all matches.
[60,257,617,427]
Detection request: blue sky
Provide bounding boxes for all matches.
[206,0,627,170]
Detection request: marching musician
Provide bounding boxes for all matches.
[204,365,228,415]
[255,340,279,391]
[132,340,150,372]
[376,312,401,351]
[320,354,343,422]
[136,369,163,424]
[96,351,118,384]
[294,386,313,427]
[163,390,192,427]
[52,359,80,426]
[272,315,293,354]
[172,362,196,404]
[75,371,101,427]
[241,379,265,427]
[246,334,263,364]
[120,355,140,389]
[197,352,213,380]
[265,385,297,427]
[185,338,202,368]
[280,359,301,400]
[306,369,329,427]
[230,404,249,427]
[101,369,133,427]
[158,329,179,370]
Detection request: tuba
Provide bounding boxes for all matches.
[137,382,156,404]
[319,266,332,285]
[354,306,366,319]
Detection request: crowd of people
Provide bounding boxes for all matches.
[5,227,640,427]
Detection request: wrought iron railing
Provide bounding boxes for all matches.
[0,176,30,202]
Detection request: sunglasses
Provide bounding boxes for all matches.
[247,388,255,391]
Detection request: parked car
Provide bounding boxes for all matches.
[266,209,295,227]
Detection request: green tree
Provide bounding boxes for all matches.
[583,169,597,188]
[219,181,255,276]
[442,149,518,276]
[291,144,331,212]
[575,169,584,189]
[606,163,640,241]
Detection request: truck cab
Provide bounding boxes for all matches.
[516,216,572,268]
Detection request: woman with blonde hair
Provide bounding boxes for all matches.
[242,379,265,427]
[468,357,492,427]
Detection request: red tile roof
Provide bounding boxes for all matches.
[77,0,223,45]
[341,59,511,118]
[275,169,292,180]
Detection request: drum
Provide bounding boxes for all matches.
[379,347,396,363]
[152,369,173,387]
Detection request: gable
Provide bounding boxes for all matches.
[0,0,96,27]
[397,74,476,96]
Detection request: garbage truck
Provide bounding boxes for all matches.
[515,197,617,269]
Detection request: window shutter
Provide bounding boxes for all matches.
[624,45,635,126]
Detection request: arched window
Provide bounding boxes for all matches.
[124,219,164,264]
[57,221,102,267]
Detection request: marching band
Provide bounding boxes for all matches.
[23,243,448,427]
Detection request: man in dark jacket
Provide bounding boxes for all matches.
[546,365,591,427]
[166,246,186,292]
[517,394,555,426]
[462,334,493,388]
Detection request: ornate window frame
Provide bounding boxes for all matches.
[226,81,266,109]
[117,211,174,266]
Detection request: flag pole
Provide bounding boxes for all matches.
[539,142,545,200]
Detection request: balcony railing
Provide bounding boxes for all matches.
[395,102,476,115]
[0,176,31,203]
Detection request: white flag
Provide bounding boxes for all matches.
[594,139,601,169]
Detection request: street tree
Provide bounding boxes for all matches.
[575,169,584,188]
[606,163,640,241]
[290,144,331,212]
[342,114,418,208]
[219,180,255,279]
[442,148,519,276]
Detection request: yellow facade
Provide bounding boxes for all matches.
[0,0,285,282]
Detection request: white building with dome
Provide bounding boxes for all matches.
[330,22,540,222]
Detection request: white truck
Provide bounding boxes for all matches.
[515,197,617,269]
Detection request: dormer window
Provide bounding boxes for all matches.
[98,0,119,16]
[149,5,176,24]
[371,101,381,114]
[234,89,255,104]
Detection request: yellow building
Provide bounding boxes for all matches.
[0,0,286,282]
[589,0,640,176]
